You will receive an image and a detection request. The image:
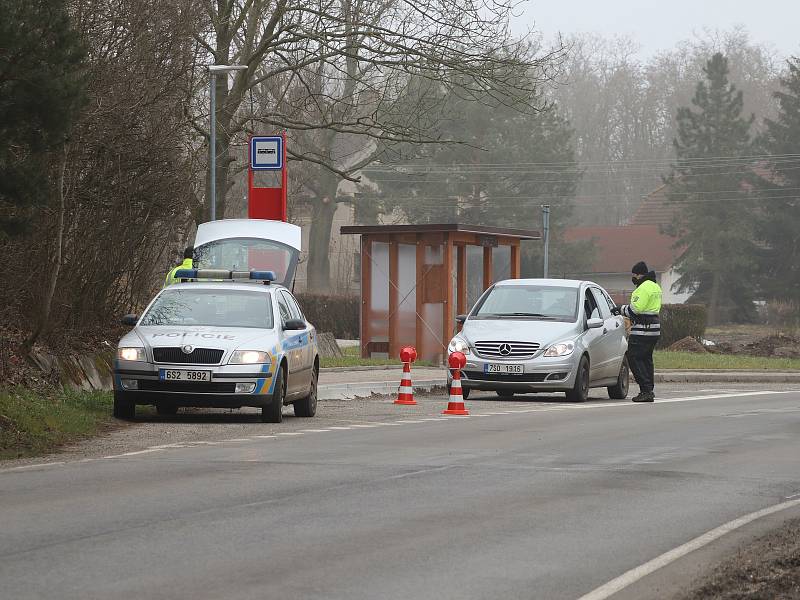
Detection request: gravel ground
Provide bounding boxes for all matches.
[676,517,800,600]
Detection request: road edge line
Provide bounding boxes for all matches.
[576,497,800,600]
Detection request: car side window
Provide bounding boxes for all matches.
[282,291,304,322]
[590,288,611,319]
[276,293,292,325]
[584,289,600,321]
[601,289,616,313]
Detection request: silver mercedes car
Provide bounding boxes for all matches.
[113,270,319,422]
[447,279,629,401]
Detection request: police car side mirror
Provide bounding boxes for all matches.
[121,314,139,327]
[283,318,306,331]
[455,314,467,325]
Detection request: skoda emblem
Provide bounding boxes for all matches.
[182,345,194,354]
[499,343,512,356]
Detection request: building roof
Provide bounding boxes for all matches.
[563,225,680,274]
[340,223,540,240]
[629,184,679,228]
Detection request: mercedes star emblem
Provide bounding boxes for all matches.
[181,345,194,354]
[499,343,512,356]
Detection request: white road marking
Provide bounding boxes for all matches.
[277,432,304,436]
[577,497,800,600]
[299,429,331,433]
[327,426,352,430]
[103,448,164,459]
[396,420,426,423]
[254,435,277,439]
[349,424,379,428]
[220,438,254,443]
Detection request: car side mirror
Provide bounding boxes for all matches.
[283,318,306,331]
[455,314,467,325]
[121,314,139,326]
[587,317,604,329]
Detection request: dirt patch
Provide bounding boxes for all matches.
[714,333,800,359]
[676,517,800,600]
[668,336,709,354]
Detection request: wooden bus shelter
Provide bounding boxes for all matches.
[340,224,540,364]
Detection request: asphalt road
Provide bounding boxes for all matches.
[2,384,800,600]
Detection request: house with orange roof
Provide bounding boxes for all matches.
[563,224,689,304]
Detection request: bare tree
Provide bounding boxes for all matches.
[191,0,563,289]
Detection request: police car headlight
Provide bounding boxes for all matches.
[118,347,145,361]
[448,336,469,354]
[543,341,575,357]
[229,350,269,365]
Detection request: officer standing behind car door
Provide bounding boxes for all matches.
[164,246,194,287]
[611,261,662,402]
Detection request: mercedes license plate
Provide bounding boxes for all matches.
[485,363,523,374]
[160,369,211,382]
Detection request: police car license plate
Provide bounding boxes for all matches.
[160,369,211,382]
[485,363,523,374]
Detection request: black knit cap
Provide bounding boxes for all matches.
[632,261,649,275]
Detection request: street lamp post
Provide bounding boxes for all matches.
[208,64,248,221]
[542,204,550,278]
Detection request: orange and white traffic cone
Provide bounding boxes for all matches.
[395,346,418,405]
[443,351,469,415]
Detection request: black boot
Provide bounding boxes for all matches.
[632,391,654,403]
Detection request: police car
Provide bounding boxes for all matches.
[113,269,319,423]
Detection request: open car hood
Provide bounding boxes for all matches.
[193,219,301,288]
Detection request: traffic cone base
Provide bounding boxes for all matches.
[395,361,417,405]
[443,376,469,415]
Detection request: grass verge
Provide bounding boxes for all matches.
[655,351,800,371]
[0,387,115,460]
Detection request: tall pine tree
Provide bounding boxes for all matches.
[757,57,800,308]
[0,0,86,236]
[667,53,758,324]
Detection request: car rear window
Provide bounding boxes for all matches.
[140,289,274,329]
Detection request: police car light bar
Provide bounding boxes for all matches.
[174,269,276,283]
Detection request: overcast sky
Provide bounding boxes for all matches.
[514,0,800,59]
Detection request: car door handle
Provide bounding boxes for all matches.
[602,328,608,334]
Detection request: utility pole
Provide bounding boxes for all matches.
[542,204,550,278]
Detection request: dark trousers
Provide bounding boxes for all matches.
[628,335,658,393]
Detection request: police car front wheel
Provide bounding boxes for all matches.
[113,391,136,420]
[261,366,286,423]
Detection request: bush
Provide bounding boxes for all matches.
[295,293,359,339]
[657,304,708,348]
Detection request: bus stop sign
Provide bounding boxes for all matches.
[250,136,283,170]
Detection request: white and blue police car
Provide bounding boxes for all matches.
[113,269,319,423]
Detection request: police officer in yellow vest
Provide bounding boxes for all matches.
[164,246,193,287]
[611,261,662,402]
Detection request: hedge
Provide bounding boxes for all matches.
[293,294,707,348]
[295,293,359,339]
[657,304,708,348]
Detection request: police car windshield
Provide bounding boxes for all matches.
[473,285,579,321]
[140,289,274,329]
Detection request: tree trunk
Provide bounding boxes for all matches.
[708,270,721,326]
[307,194,338,292]
[22,145,68,357]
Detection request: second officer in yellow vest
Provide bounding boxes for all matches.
[611,261,662,402]
[164,246,194,287]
